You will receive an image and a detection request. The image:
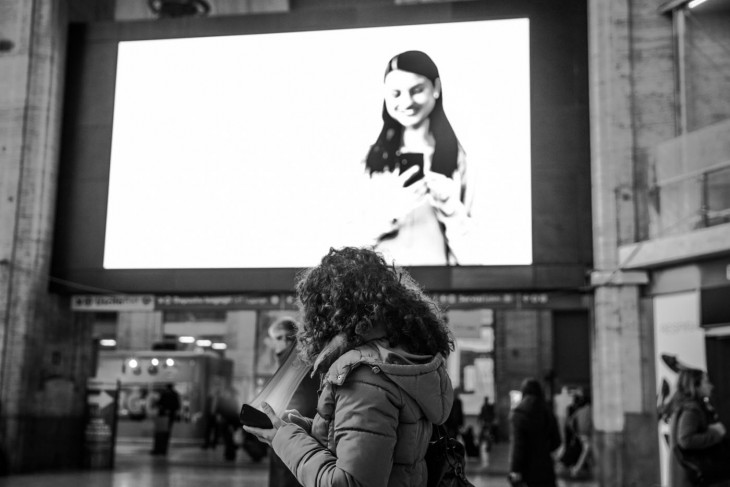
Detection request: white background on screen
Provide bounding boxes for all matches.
[104,18,531,268]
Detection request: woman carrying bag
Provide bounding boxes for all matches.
[668,368,730,487]
[243,246,455,487]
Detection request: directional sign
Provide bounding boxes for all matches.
[85,381,119,469]
[88,390,114,410]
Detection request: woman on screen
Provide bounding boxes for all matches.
[364,50,474,266]
[243,246,454,486]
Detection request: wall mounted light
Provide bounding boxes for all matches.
[148,0,210,18]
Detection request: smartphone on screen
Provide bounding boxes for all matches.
[397,153,424,187]
[239,404,273,429]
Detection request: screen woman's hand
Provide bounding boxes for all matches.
[425,171,463,217]
[368,166,428,224]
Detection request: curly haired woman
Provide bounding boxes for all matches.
[243,246,454,487]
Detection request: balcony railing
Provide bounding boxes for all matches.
[651,161,730,238]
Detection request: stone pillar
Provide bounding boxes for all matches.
[588,0,660,485]
[0,0,95,473]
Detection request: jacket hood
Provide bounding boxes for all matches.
[316,336,453,424]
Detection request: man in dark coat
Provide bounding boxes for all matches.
[509,378,561,487]
[151,383,181,455]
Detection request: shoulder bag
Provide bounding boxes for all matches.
[673,408,730,486]
[426,424,475,487]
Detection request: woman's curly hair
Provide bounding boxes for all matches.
[295,246,454,364]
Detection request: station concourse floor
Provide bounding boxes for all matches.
[2,440,598,487]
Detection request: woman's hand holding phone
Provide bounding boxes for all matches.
[241,402,283,446]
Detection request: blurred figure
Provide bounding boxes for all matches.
[478,395,497,466]
[268,317,297,356]
[210,382,245,462]
[201,386,220,450]
[564,388,593,479]
[266,317,318,487]
[553,386,572,444]
[668,368,728,487]
[151,383,181,455]
[462,425,480,458]
[508,378,561,487]
[445,388,465,440]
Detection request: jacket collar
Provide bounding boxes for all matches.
[312,328,386,376]
[314,335,453,425]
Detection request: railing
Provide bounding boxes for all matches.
[651,161,730,238]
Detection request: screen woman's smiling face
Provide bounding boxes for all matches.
[383,69,440,130]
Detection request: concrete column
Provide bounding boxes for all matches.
[0,0,93,473]
[589,1,660,485]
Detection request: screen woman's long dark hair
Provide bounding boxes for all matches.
[365,50,459,179]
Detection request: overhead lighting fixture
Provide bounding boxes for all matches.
[179,336,195,343]
[99,339,117,347]
[658,0,714,13]
[166,358,175,367]
[196,339,212,347]
[147,0,210,18]
[211,343,227,350]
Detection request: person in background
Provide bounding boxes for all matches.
[267,316,319,487]
[478,395,497,466]
[567,388,593,479]
[508,378,561,487]
[363,50,475,266]
[478,395,497,441]
[151,383,181,456]
[201,386,221,450]
[243,246,454,487]
[462,426,480,458]
[445,388,465,440]
[553,386,572,445]
[215,382,243,461]
[668,368,727,487]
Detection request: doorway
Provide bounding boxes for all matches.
[552,310,591,392]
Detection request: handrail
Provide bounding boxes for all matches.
[654,159,730,187]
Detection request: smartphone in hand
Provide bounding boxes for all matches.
[239,404,273,429]
[397,153,424,187]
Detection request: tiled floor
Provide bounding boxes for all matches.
[1,441,597,487]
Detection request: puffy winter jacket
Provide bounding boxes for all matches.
[272,337,453,487]
[668,399,725,487]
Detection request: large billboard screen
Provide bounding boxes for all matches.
[54,1,592,293]
[104,19,531,269]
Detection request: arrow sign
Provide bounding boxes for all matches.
[88,390,114,410]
